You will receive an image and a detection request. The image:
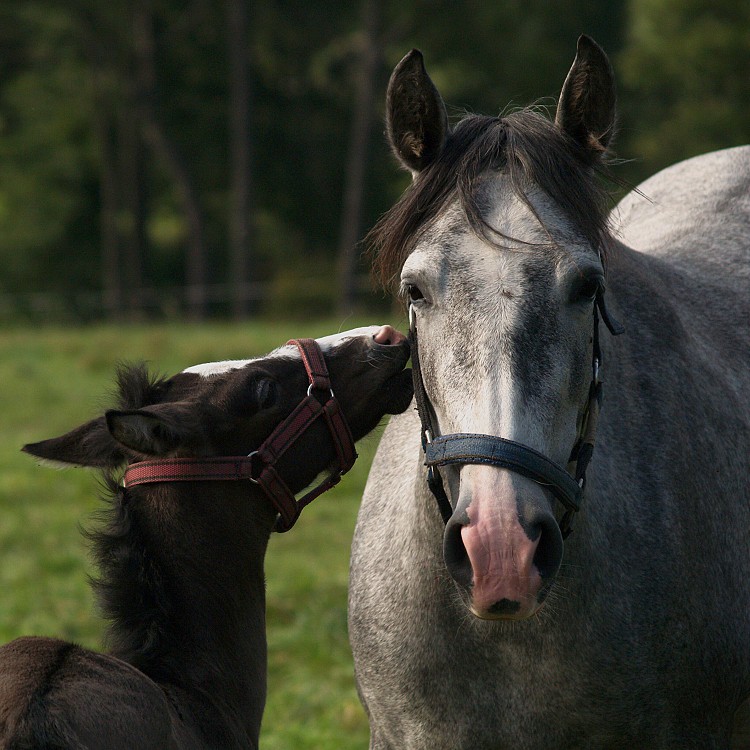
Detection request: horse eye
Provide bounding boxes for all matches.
[407,284,425,302]
[256,379,277,409]
[571,276,602,304]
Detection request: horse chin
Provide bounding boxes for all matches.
[455,585,546,622]
[468,601,542,621]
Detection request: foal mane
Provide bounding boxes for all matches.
[85,363,185,678]
[369,109,616,290]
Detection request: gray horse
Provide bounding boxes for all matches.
[349,36,750,749]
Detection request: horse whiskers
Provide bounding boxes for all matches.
[535,586,567,624]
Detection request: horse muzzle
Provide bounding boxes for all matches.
[443,465,564,620]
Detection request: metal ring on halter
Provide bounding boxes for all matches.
[246,450,261,484]
[307,382,335,399]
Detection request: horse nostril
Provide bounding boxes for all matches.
[443,516,473,588]
[530,517,564,580]
[516,498,564,581]
[373,325,406,347]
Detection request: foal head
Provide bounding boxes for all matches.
[371,37,617,619]
[24,326,413,517]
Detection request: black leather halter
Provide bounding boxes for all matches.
[410,287,623,538]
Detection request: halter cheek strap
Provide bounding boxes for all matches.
[122,339,358,533]
[410,287,623,538]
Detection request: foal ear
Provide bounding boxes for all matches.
[386,49,448,174]
[555,35,617,160]
[22,416,126,468]
[105,405,189,457]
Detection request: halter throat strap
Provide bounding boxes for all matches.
[410,288,622,538]
[122,339,358,533]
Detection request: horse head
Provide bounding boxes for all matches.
[374,37,619,620]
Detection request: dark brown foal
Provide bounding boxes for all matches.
[0,326,411,749]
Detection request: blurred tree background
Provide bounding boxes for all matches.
[0,0,747,322]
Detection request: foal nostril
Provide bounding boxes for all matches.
[443,515,473,588]
[373,325,407,347]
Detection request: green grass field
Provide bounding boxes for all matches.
[0,319,404,748]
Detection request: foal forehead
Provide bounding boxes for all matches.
[181,326,380,378]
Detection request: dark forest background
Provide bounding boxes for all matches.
[0,0,747,321]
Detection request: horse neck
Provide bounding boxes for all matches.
[94,479,276,747]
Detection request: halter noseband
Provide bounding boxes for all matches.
[122,339,358,533]
[410,288,623,538]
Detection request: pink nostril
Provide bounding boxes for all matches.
[373,325,406,346]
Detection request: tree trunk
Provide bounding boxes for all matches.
[96,109,124,320]
[226,0,254,319]
[82,25,124,321]
[336,0,381,316]
[132,0,208,320]
[119,104,147,319]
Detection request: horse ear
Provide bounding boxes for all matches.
[22,416,126,468]
[105,405,190,457]
[555,35,616,160]
[386,49,448,174]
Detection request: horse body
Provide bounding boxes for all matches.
[1,326,413,749]
[349,39,750,749]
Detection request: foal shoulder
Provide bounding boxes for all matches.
[0,636,177,749]
[0,636,71,740]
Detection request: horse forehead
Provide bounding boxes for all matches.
[404,210,522,289]
[182,326,379,378]
[406,180,591,284]
[472,177,583,244]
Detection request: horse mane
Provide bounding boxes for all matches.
[368,109,616,291]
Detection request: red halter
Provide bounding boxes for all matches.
[122,339,358,532]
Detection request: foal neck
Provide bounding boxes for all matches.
[92,477,276,748]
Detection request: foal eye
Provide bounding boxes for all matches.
[406,284,425,302]
[256,379,278,409]
[570,275,602,304]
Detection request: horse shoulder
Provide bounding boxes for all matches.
[0,636,177,749]
[351,407,424,622]
[355,407,422,524]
